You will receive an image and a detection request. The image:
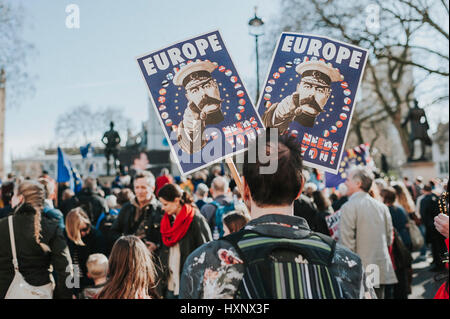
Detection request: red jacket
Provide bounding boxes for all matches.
[434,238,449,299]
[155,175,173,196]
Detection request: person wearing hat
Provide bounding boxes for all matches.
[262,59,342,133]
[173,60,224,154]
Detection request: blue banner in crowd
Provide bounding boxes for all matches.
[257,33,368,174]
[80,143,93,159]
[325,143,374,188]
[136,30,264,175]
[57,147,83,193]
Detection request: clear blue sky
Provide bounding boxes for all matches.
[4,0,278,170]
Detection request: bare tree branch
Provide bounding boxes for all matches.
[398,0,449,39]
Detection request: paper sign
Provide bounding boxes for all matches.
[257,33,368,174]
[137,30,264,175]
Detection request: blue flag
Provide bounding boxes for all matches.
[57,147,83,193]
[80,143,93,159]
[57,147,73,184]
[325,143,374,188]
[72,168,83,194]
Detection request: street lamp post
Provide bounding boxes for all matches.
[248,7,264,104]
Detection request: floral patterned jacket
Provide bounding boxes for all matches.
[179,214,377,299]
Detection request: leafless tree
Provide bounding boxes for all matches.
[0,2,36,177]
[54,104,133,147]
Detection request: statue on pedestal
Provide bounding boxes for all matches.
[402,100,432,162]
[102,121,121,176]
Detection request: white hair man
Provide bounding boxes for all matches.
[338,166,397,299]
[110,171,163,254]
[195,183,210,211]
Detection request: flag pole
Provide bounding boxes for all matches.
[225,157,243,196]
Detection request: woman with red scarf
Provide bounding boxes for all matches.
[158,183,212,299]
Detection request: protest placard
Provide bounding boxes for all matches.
[136,30,264,176]
[325,210,342,242]
[257,33,368,174]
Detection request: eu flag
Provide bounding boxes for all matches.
[80,143,93,159]
[57,147,83,193]
[325,143,374,188]
[57,147,73,184]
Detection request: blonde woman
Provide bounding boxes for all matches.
[392,183,417,218]
[97,235,159,299]
[65,207,106,296]
[0,180,73,298]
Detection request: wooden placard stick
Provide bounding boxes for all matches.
[225,157,243,196]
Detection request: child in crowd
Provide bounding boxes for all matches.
[78,253,109,299]
[222,209,250,235]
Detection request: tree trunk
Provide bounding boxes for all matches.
[391,116,411,160]
[0,69,5,180]
[353,122,365,145]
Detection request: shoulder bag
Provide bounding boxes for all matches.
[5,215,54,299]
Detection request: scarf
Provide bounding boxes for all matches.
[160,204,195,247]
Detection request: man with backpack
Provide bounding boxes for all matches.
[179,132,376,299]
[200,176,235,238]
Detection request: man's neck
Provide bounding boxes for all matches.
[349,190,365,197]
[213,192,225,200]
[250,202,293,220]
[138,195,153,208]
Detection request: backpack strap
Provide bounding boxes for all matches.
[222,227,337,266]
[310,231,337,265]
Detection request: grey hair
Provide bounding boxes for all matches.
[134,170,155,188]
[348,166,374,192]
[196,183,209,197]
[211,176,229,193]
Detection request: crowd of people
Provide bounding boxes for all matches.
[0,134,448,300]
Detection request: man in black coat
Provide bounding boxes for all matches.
[294,193,330,235]
[76,177,108,225]
[419,185,447,271]
[110,171,164,252]
[109,171,165,295]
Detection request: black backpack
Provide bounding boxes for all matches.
[222,220,344,299]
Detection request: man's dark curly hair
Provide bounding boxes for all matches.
[242,129,304,207]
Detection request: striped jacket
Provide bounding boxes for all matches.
[179,214,377,299]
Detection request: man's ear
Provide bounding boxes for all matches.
[295,175,305,200]
[241,177,251,202]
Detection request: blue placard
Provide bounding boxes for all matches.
[136,30,264,175]
[257,33,368,174]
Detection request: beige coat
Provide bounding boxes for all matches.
[339,192,398,285]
